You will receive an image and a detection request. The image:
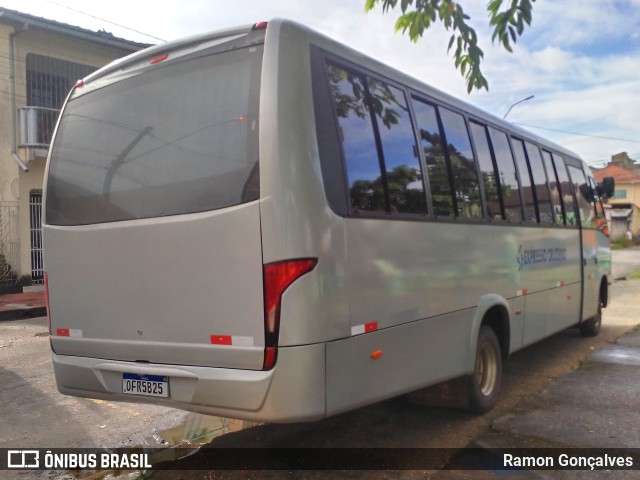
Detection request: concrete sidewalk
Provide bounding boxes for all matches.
[436,278,640,478]
[435,327,640,478]
[0,289,47,321]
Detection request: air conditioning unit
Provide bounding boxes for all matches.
[18,107,60,148]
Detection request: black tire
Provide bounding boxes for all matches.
[468,325,502,413]
[580,303,602,337]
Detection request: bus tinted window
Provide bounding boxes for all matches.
[328,65,386,212]
[439,108,482,219]
[552,154,577,226]
[47,46,262,225]
[412,98,455,217]
[366,79,426,214]
[470,122,502,220]
[541,150,565,225]
[567,164,595,228]
[511,139,537,223]
[525,142,553,224]
[489,128,522,223]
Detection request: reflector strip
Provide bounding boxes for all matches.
[210,335,232,345]
[557,281,565,287]
[351,321,378,336]
[210,335,254,346]
[517,289,528,296]
[55,328,83,337]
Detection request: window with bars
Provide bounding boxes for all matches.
[20,54,97,147]
[29,190,44,283]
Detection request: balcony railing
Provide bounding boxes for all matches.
[18,106,60,148]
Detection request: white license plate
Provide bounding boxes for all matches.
[122,373,169,397]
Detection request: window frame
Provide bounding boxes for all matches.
[311,46,588,230]
[322,55,430,219]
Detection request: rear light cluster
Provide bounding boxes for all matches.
[262,258,317,370]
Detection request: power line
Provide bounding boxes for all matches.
[42,0,165,42]
[515,123,640,144]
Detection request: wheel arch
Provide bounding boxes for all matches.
[468,295,511,372]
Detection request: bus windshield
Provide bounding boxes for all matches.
[46,45,262,226]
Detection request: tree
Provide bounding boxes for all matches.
[364,0,536,93]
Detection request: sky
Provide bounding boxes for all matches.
[4,0,639,167]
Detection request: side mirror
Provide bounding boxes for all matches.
[579,183,595,203]
[597,177,615,199]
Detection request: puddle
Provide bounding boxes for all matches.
[63,414,257,479]
[589,344,640,366]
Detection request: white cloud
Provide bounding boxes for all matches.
[3,0,638,164]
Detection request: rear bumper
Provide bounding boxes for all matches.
[52,343,326,423]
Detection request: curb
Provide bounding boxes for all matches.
[0,306,48,322]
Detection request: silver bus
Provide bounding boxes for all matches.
[43,19,613,422]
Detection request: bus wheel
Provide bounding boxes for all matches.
[468,325,502,413]
[579,303,602,337]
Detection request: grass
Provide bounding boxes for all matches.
[611,238,628,250]
[628,269,640,280]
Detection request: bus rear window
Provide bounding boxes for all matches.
[46,45,262,225]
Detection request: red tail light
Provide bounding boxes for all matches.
[262,258,317,370]
[44,273,51,335]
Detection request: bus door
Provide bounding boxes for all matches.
[566,161,599,321]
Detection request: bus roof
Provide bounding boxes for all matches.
[79,18,583,164]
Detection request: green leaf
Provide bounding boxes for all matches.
[365,0,534,93]
[364,0,378,12]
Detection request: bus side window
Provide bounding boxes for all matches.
[489,128,523,223]
[470,122,503,220]
[525,142,554,225]
[326,64,386,213]
[588,175,608,231]
[411,97,455,217]
[365,78,427,215]
[511,138,537,224]
[438,107,482,219]
[552,154,577,227]
[567,164,596,229]
[541,150,565,225]
[326,63,427,216]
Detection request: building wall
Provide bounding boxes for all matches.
[609,182,640,239]
[609,182,640,208]
[0,24,18,203]
[0,21,143,278]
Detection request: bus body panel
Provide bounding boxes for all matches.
[46,202,265,369]
[326,309,473,416]
[52,342,326,422]
[545,282,582,336]
[344,219,582,348]
[258,21,349,346]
